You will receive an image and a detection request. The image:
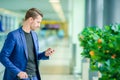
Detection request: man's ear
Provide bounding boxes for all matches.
[28,17,33,22]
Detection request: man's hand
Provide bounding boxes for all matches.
[17,71,28,79]
[45,48,55,56]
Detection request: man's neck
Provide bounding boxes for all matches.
[22,22,31,33]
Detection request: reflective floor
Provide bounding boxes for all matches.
[41,74,80,80]
[39,38,81,80]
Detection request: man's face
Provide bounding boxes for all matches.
[30,15,42,31]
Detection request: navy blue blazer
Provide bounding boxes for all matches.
[0,27,49,80]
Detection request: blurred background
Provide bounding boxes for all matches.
[0,0,120,80]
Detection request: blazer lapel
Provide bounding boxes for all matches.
[19,28,28,59]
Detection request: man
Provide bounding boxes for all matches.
[0,8,54,80]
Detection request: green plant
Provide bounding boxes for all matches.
[79,24,120,80]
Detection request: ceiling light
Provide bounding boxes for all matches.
[49,0,66,21]
[49,0,60,3]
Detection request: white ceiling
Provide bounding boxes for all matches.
[0,0,69,21]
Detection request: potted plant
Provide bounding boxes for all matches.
[79,24,120,80]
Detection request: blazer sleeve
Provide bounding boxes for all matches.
[0,32,21,76]
[38,51,49,60]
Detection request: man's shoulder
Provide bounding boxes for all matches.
[8,27,21,36]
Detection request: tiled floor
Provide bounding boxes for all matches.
[41,74,80,80]
[39,38,81,80]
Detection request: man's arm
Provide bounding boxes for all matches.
[0,32,21,76]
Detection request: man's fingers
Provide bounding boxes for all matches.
[18,72,28,79]
[45,48,55,56]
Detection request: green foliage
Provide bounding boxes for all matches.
[79,24,120,79]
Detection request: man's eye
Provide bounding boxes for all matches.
[37,21,40,23]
